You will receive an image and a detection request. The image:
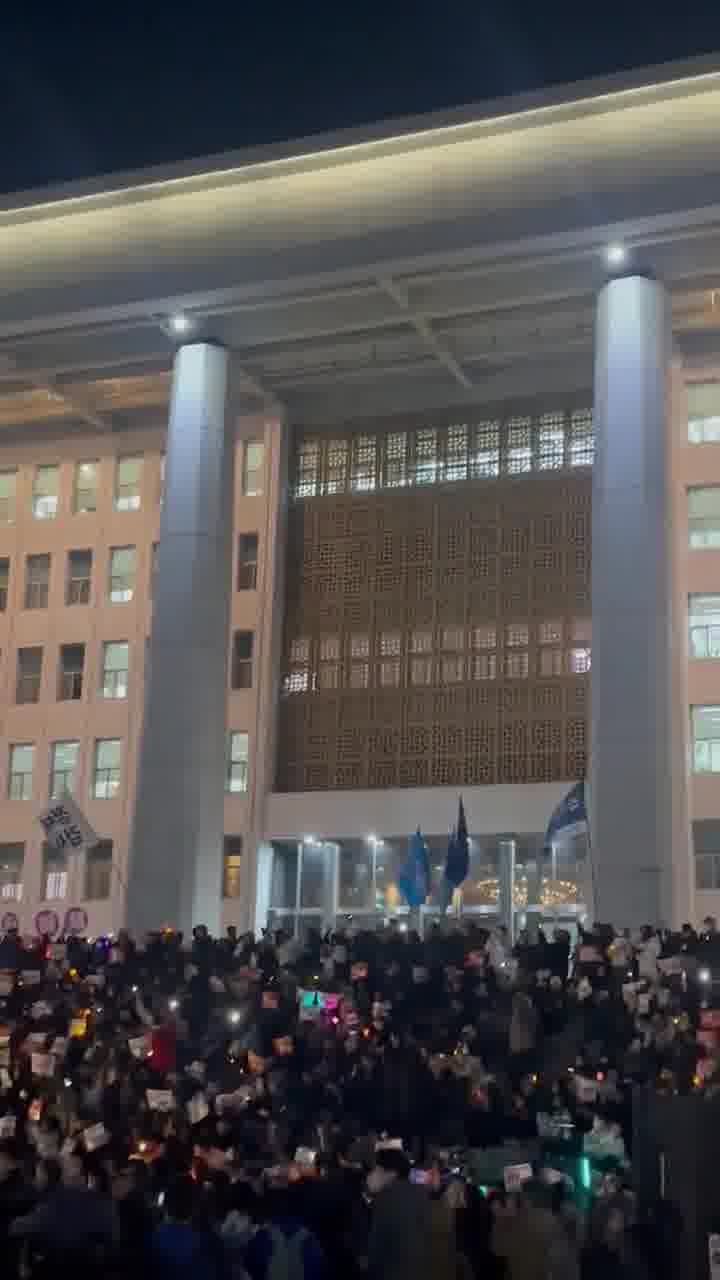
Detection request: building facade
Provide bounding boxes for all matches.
[0,57,720,936]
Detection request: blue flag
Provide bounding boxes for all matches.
[397,829,430,908]
[544,781,587,850]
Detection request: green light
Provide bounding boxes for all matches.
[579,1157,591,1191]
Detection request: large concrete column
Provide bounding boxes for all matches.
[127,342,232,938]
[591,274,673,927]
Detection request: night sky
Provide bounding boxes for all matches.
[2,2,720,194]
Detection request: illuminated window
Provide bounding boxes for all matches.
[0,470,17,523]
[689,487,720,549]
[242,441,265,496]
[101,642,129,700]
[324,440,348,494]
[689,594,720,659]
[114,456,142,511]
[49,741,79,800]
[42,845,67,901]
[223,836,243,898]
[471,421,500,478]
[108,546,136,602]
[384,432,409,487]
[226,732,249,793]
[414,428,438,485]
[444,424,468,481]
[537,413,565,470]
[73,461,97,513]
[295,441,320,498]
[568,410,594,467]
[350,434,377,492]
[92,739,122,799]
[692,706,720,773]
[8,744,34,801]
[32,465,59,519]
[688,383,720,443]
[505,418,532,474]
[0,844,23,901]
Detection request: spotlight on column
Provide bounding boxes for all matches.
[169,312,191,335]
[605,243,627,268]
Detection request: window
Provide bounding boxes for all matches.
[688,383,720,443]
[0,844,23,901]
[283,637,310,695]
[150,542,159,596]
[114,455,142,510]
[231,631,254,689]
[32,465,59,519]
[85,841,113,900]
[504,622,529,679]
[689,487,720,548]
[237,533,259,590]
[568,410,594,467]
[92,739,122,799]
[689,595,720,659]
[58,644,84,701]
[324,440,348,494]
[223,836,243,899]
[241,441,264,496]
[506,418,532,474]
[49,741,79,800]
[692,706,720,773]
[108,546,136,602]
[384,432,409,488]
[471,421,501,479]
[25,554,50,609]
[66,549,92,605]
[539,619,564,677]
[410,656,433,685]
[0,470,17,523]
[350,434,377,492]
[16,647,42,704]
[159,453,166,506]
[349,632,369,689]
[470,625,498,680]
[295,441,320,498]
[73,461,97,513]
[444,424,469,482]
[226,732,249,793]
[42,845,67,901]
[537,413,565,470]
[8,744,33,800]
[101,641,128,699]
[414,428,438,485]
[694,821,720,890]
[0,558,9,611]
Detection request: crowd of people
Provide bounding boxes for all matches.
[0,913,718,1280]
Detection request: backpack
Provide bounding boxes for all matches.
[266,1225,313,1280]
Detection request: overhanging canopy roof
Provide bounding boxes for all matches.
[2,54,720,433]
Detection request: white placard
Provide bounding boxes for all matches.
[0,1114,16,1136]
[0,975,13,996]
[83,1122,110,1151]
[37,793,99,854]
[504,1163,533,1193]
[187,1094,210,1125]
[146,1088,174,1112]
[31,1052,54,1078]
[129,1036,148,1060]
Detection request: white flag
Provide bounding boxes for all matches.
[37,792,99,854]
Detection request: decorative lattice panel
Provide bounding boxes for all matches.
[278,410,592,792]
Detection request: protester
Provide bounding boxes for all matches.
[0,915,712,1279]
